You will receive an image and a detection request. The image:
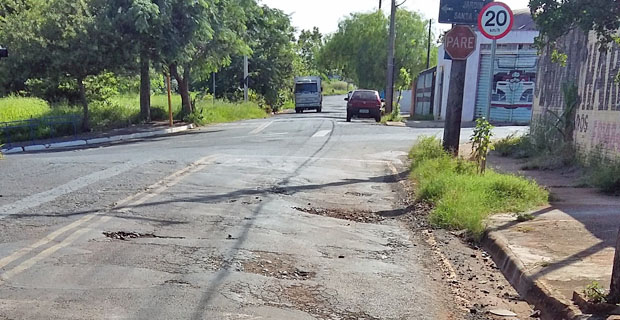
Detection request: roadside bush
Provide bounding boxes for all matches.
[494,134,532,158]
[409,136,548,238]
[585,153,620,195]
[323,80,351,96]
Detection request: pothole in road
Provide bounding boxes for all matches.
[293,207,384,224]
[247,283,380,320]
[242,251,315,281]
[344,191,372,197]
[103,231,185,241]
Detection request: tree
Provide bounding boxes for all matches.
[297,27,323,75]
[319,10,434,90]
[0,0,127,131]
[530,0,620,49]
[211,5,296,109]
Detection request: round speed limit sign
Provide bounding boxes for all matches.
[478,2,514,40]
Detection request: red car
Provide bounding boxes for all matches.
[344,90,384,122]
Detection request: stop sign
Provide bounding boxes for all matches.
[444,26,477,60]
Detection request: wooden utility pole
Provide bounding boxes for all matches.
[442,60,467,155]
[609,227,620,304]
[385,0,396,114]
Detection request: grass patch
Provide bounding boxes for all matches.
[185,100,267,126]
[584,157,620,195]
[0,96,52,121]
[1,94,267,142]
[323,80,352,96]
[409,136,548,238]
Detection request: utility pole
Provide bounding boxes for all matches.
[442,60,466,155]
[385,0,397,114]
[610,228,620,304]
[379,0,382,9]
[426,19,432,69]
[243,56,249,102]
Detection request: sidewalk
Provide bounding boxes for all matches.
[486,154,620,319]
[1,122,195,154]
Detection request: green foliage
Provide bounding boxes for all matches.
[409,136,548,238]
[319,10,434,90]
[551,49,568,67]
[471,118,494,174]
[296,27,323,75]
[494,134,532,158]
[212,5,295,110]
[84,73,119,102]
[530,0,620,50]
[0,94,266,142]
[0,96,52,122]
[584,281,608,304]
[584,153,620,195]
[188,100,268,126]
[323,81,350,96]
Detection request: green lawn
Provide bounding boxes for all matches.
[0,94,267,142]
[409,137,548,238]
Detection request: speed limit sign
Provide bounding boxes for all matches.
[478,2,514,40]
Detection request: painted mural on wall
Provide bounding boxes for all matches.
[476,45,539,123]
[534,30,620,159]
[491,69,536,109]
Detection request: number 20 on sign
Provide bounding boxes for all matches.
[478,2,514,40]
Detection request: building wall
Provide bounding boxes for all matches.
[534,30,620,159]
[436,30,539,122]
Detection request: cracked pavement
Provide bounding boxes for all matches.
[0,96,527,319]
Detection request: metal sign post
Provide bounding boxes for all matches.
[487,39,496,120]
[478,2,514,121]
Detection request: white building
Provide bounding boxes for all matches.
[434,10,539,123]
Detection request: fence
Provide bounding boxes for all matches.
[0,115,80,148]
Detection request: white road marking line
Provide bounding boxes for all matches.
[0,155,218,280]
[0,161,146,219]
[312,130,331,138]
[249,121,273,135]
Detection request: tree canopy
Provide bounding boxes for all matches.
[530,0,620,49]
[1,0,438,128]
[319,10,436,90]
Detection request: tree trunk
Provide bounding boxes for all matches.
[170,63,192,115]
[77,78,90,132]
[139,47,151,122]
[609,227,620,304]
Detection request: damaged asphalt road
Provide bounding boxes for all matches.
[0,96,528,319]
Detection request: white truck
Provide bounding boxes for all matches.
[294,76,322,113]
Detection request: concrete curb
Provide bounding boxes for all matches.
[1,124,195,154]
[483,231,586,320]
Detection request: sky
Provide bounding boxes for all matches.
[260,0,530,38]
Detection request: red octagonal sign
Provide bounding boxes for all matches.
[444,25,477,60]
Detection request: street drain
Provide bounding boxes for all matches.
[103,231,185,241]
